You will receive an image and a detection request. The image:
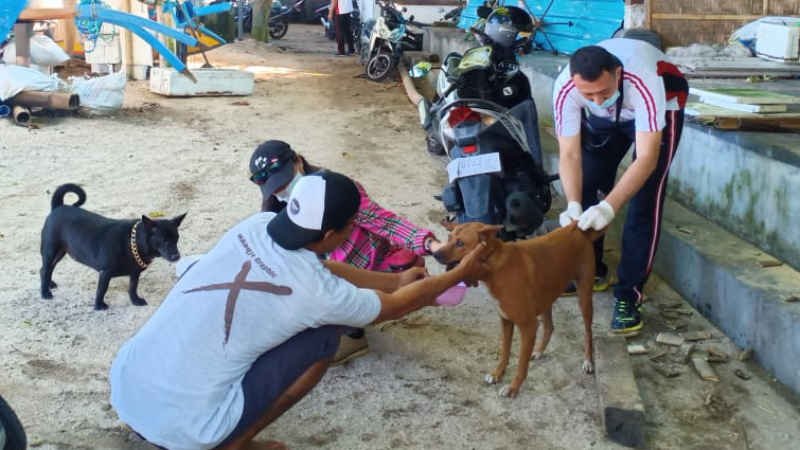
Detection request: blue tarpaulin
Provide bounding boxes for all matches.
[458,0,624,55]
[1,0,28,43]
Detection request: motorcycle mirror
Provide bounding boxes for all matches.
[409,61,432,78]
[477,6,492,19]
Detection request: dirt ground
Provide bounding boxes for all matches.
[1,25,799,449]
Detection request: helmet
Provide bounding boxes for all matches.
[484,7,533,48]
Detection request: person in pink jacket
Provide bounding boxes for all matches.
[250,140,445,364]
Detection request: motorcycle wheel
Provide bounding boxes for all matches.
[0,395,26,450]
[269,20,288,39]
[366,52,395,81]
[426,133,445,156]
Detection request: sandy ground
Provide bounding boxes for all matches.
[1,25,799,449]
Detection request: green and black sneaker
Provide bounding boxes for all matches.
[562,272,612,296]
[610,298,643,335]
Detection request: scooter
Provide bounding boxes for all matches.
[419,96,556,240]
[0,394,26,450]
[363,0,423,81]
[231,0,292,39]
[416,17,534,155]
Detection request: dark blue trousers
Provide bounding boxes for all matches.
[580,109,684,303]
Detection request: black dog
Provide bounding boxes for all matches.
[40,184,186,310]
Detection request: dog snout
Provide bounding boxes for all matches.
[165,250,181,262]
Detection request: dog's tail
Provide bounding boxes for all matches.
[51,184,86,210]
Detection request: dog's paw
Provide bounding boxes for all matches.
[531,351,543,360]
[498,385,518,398]
[131,297,148,306]
[582,360,594,374]
[41,291,54,299]
[94,302,109,311]
[485,374,499,385]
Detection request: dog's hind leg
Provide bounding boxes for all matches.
[577,278,595,374]
[486,316,514,386]
[93,270,112,310]
[532,307,554,360]
[128,272,148,306]
[40,246,65,299]
[500,321,538,398]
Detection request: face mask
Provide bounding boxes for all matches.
[588,90,620,113]
[274,172,302,202]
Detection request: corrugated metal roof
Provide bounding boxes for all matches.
[458,0,624,55]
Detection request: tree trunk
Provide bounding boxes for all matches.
[251,0,274,43]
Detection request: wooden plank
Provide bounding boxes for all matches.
[699,98,788,113]
[685,102,800,119]
[689,87,800,105]
[594,336,645,448]
[17,8,76,21]
[652,13,763,21]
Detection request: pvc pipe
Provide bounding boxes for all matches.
[13,105,31,126]
[13,91,80,111]
[0,104,10,118]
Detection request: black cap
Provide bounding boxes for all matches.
[249,140,297,199]
[267,171,360,250]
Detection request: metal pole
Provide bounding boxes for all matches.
[237,0,244,40]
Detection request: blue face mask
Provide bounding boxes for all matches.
[598,90,620,109]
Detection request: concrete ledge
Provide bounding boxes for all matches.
[648,199,800,394]
[594,336,645,448]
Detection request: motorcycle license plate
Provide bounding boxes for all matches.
[447,152,501,183]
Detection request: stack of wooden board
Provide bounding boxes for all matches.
[685,87,800,130]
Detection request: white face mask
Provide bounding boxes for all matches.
[274,172,302,202]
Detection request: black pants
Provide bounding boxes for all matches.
[580,109,684,304]
[335,13,354,54]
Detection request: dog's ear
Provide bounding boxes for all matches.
[440,216,457,231]
[478,224,504,242]
[141,215,154,227]
[172,212,187,228]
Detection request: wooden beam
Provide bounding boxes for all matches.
[17,8,76,21]
[763,0,769,16]
[651,13,763,21]
[645,0,652,29]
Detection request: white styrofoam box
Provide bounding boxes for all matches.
[756,22,800,63]
[149,67,255,97]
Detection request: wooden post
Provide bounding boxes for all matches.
[763,0,769,16]
[13,22,32,66]
[63,0,77,57]
[645,0,651,30]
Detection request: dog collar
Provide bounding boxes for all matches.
[130,221,150,269]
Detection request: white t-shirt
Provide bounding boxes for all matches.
[553,38,680,137]
[337,0,354,15]
[110,212,381,450]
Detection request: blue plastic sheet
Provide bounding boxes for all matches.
[458,0,624,55]
[1,0,29,43]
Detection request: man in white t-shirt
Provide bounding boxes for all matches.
[552,38,689,335]
[110,171,487,450]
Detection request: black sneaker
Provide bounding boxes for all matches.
[562,272,611,296]
[610,298,643,335]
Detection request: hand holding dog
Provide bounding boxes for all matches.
[577,200,615,231]
[455,241,490,284]
[398,266,429,288]
[559,201,583,227]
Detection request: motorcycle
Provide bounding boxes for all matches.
[364,0,423,81]
[0,394,26,450]
[231,0,292,39]
[418,11,534,155]
[411,7,556,240]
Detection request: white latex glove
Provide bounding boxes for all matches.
[559,201,583,227]
[577,201,615,231]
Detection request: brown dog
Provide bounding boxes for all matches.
[434,221,602,398]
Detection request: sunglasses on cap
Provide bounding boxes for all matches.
[249,154,294,185]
